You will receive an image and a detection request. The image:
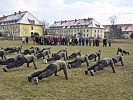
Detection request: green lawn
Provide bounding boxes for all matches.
[0,40,133,100]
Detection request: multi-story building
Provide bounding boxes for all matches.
[104,24,133,38]
[47,18,105,38]
[0,11,43,37]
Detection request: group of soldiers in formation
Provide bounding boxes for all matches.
[32,35,112,47]
[0,46,129,85]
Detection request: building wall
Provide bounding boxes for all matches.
[0,24,43,37]
[91,28,104,38]
[0,24,20,36]
[47,27,104,38]
[19,24,43,37]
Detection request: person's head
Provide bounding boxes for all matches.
[98,50,101,52]
[118,47,121,50]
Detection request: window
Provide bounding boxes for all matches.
[28,19,35,24]
[31,26,33,30]
[87,30,89,32]
[71,30,73,32]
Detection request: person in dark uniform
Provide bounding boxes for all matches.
[85,55,124,76]
[0,50,7,60]
[35,49,50,59]
[28,60,69,85]
[116,47,129,56]
[103,38,107,47]
[66,50,81,60]
[67,55,89,68]
[2,54,37,72]
[86,50,101,61]
[112,55,124,66]
[52,48,67,57]
[85,57,116,76]
[44,51,67,63]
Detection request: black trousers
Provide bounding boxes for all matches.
[47,54,60,62]
[68,58,83,68]
[6,58,27,69]
[0,58,15,65]
[88,54,96,60]
[36,53,44,59]
[87,60,107,72]
[67,53,77,60]
[30,64,57,80]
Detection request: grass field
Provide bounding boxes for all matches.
[0,40,133,100]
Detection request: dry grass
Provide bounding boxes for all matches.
[0,40,133,100]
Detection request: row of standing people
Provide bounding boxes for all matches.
[32,36,112,47]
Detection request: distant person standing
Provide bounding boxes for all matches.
[38,36,41,45]
[108,39,112,47]
[32,36,36,45]
[95,38,100,47]
[26,36,28,44]
[22,36,25,44]
[35,36,38,44]
[103,38,107,47]
[92,38,95,46]
[88,38,92,46]
[86,38,89,46]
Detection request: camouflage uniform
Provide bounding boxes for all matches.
[28,60,68,83]
[68,56,89,68]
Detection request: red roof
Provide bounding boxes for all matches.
[103,24,133,32]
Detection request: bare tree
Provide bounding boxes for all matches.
[108,15,123,38]
[41,20,50,35]
[109,15,118,25]
[41,20,50,28]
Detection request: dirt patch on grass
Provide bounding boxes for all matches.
[112,40,133,44]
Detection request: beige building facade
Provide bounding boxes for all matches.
[48,18,105,38]
[0,11,43,37]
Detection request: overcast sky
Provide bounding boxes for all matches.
[0,0,133,25]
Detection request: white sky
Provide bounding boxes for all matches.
[0,0,133,25]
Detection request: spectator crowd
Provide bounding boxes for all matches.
[30,35,112,47]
